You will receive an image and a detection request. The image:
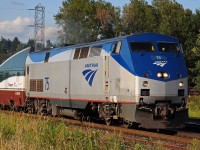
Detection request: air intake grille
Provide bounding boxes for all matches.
[30,79,43,92]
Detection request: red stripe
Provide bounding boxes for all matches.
[28,96,137,104]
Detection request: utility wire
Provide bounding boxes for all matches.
[0,7,56,14]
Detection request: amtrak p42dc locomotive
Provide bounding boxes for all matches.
[0,33,188,129]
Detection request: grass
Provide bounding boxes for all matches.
[187,96,200,118]
[0,96,199,150]
[0,113,160,150]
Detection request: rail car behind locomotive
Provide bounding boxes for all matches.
[0,33,188,129]
[0,48,29,108]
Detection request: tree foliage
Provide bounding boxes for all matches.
[152,0,185,36]
[11,37,20,52]
[122,0,157,33]
[0,37,33,64]
[54,0,121,44]
[190,34,200,91]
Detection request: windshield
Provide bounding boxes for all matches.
[157,42,180,52]
[130,42,155,52]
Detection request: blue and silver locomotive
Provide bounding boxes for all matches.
[0,33,188,129]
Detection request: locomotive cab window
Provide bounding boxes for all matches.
[89,45,102,57]
[73,48,81,59]
[79,47,89,59]
[157,42,180,52]
[112,41,122,54]
[130,42,155,52]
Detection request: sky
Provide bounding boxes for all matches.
[0,0,199,44]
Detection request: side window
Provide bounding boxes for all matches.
[79,47,89,59]
[44,52,50,63]
[89,45,102,57]
[0,72,3,82]
[112,41,122,54]
[10,71,15,77]
[17,72,21,76]
[5,72,9,79]
[73,48,81,60]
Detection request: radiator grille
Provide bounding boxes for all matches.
[30,79,36,91]
[30,79,43,92]
[37,79,43,92]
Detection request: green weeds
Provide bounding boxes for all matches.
[187,96,200,118]
[1,107,199,150]
[0,113,142,150]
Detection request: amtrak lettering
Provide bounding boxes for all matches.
[85,63,98,68]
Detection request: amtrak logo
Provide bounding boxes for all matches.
[153,61,167,67]
[151,55,168,67]
[82,69,98,86]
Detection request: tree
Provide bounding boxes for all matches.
[54,0,121,44]
[94,1,121,39]
[16,43,26,51]
[192,61,200,91]
[26,39,35,47]
[0,37,12,53]
[190,34,200,91]
[152,0,185,36]
[122,0,157,34]
[11,37,20,52]
[46,40,54,48]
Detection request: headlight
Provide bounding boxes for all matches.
[143,81,148,87]
[179,81,184,87]
[157,72,162,78]
[163,72,169,78]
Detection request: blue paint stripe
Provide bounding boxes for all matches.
[82,69,92,76]
[85,70,94,81]
[88,70,98,86]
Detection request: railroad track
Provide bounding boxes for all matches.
[0,110,199,150]
[174,119,200,142]
[185,118,200,130]
[176,131,200,140]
